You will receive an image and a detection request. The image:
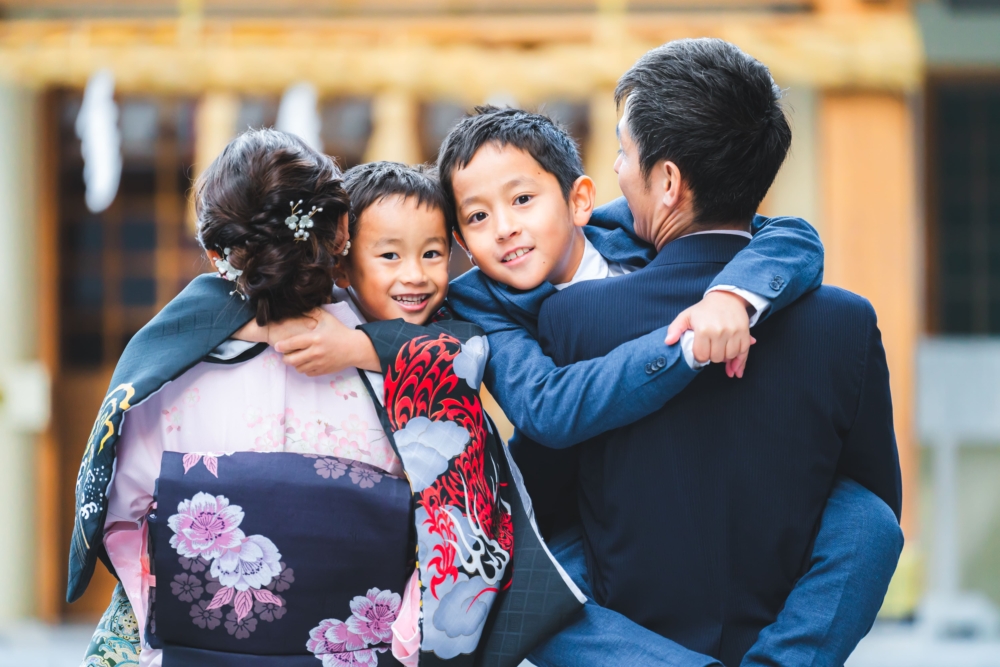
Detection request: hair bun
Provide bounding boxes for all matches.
[195,129,350,325]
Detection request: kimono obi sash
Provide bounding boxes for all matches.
[147,451,412,667]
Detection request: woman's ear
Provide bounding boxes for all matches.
[569,175,596,228]
[206,249,221,266]
[336,212,350,255]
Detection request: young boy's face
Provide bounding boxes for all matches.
[341,195,450,325]
[452,144,588,291]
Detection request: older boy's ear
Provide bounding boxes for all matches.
[452,230,470,254]
[569,175,596,228]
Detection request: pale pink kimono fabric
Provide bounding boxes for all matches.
[103,301,420,667]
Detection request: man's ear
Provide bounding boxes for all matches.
[569,175,596,228]
[660,161,684,210]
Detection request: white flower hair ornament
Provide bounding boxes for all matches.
[285,199,320,241]
[214,247,246,300]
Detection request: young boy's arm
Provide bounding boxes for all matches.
[706,213,824,319]
[447,212,824,449]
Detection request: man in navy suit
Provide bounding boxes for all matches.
[534,38,903,666]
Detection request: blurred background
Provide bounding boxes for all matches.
[0,0,997,665]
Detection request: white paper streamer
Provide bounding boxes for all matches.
[276,82,322,152]
[75,69,122,213]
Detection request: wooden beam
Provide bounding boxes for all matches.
[820,92,919,539]
[0,14,922,96]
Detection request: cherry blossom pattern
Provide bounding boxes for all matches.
[306,588,400,666]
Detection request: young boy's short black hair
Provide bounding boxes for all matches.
[615,38,791,224]
[437,106,585,213]
[343,161,453,238]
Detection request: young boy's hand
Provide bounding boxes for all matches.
[273,308,382,376]
[665,291,755,379]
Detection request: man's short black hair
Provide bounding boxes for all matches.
[615,38,792,224]
[343,161,453,239]
[437,106,584,218]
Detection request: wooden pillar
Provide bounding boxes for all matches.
[820,92,920,610]
[190,92,239,232]
[364,90,421,165]
[586,88,623,207]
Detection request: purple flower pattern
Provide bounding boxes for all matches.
[315,458,348,479]
[167,493,292,639]
[171,572,204,602]
[190,600,223,629]
[349,464,382,489]
[225,609,258,639]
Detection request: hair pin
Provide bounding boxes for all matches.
[285,199,321,241]
[214,247,246,300]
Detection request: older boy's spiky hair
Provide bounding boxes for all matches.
[343,161,454,240]
[436,106,584,217]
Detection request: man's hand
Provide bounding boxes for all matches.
[273,308,382,376]
[665,291,755,378]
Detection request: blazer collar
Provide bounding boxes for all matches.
[648,232,751,269]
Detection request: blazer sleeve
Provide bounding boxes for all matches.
[837,303,904,520]
[708,215,825,319]
[482,310,699,450]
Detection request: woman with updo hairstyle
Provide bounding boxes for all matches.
[195,128,351,325]
[80,128,417,667]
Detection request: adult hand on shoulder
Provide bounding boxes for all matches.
[273,308,382,376]
[665,291,755,379]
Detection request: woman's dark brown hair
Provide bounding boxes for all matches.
[195,128,350,325]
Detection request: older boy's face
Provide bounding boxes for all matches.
[452,144,584,291]
[342,195,450,325]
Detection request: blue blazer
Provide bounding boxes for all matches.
[447,197,824,536]
[536,233,902,667]
[447,197,825,450]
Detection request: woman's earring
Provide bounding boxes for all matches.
[341,240,351,257]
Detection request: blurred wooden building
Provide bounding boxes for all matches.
[0,0,996,626]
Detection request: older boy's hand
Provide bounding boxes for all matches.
[665,291,755,378]
[273,308,382,376]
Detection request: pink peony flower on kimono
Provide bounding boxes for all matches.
[320,650,379,667]
[211,534,283,591]
[345,588,400,645]
[168,492,245,561]
[307,618,367,655]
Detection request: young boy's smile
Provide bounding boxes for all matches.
[452,144,594,291]
[341,195,450,325]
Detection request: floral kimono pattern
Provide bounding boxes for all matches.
[73,277,584,667]
[359,317,586,667]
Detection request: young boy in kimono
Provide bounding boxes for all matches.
[265,108,901,667]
